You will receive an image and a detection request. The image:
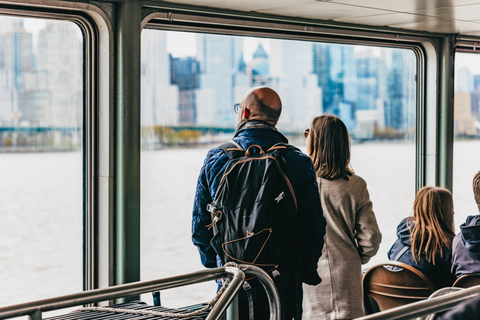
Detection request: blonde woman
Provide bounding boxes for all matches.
[302,115,382,319]
[388,186,456,288]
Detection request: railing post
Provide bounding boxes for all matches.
[28,310,41,320]
[226,288,239,320]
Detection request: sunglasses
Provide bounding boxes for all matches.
[304,128,310,138]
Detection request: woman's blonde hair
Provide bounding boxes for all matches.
[410,186,455,264]
[307,115,354,180]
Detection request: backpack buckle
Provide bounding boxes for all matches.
[206,204,216,213]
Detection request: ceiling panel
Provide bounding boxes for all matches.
[331,0,480,12]
[389,20,480,34]
[333,13,445,27]
[412,4,480,21]
[160,0,480,35]
[161,0,313,12]
[256,2,388,20]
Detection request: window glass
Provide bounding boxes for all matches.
[0,16,83,308]
[141,30,416,306]
[453,53,480,231]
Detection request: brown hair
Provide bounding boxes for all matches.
[410,186,455,264]
[307,115,354,180]
[474,170,480,210]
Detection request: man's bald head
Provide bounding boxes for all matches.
[240,87,282,125]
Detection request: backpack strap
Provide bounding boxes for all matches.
[219,140,244,160]
[393,246,409,261]
[266,142,299,155]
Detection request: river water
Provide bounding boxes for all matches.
[0,140,479,316]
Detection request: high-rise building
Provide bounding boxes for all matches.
[0,20,37,126]
[196,34,247,127]
[141,30,179,126]
[456,67,474,93]
[171,56,200,124]
[312,43,356,117]
[385,50,416,133]
[36,21,83,127]
[270,39,322,130]
[473,74,480,92]
[454,92,477,136]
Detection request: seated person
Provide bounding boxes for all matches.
[388,186,456,289]
[451,170,480,278]
[433,293,480,320]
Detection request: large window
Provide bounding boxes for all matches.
[0,16,83,308]
[140,29,417,305]
[453,53,480,231]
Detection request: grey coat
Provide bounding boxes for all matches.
[302,175,382,320]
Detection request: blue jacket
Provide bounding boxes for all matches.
[191,121,326,278]
[388,217,456,289]
[451,215,480,278]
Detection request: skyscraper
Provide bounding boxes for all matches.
[141,30,179,126]
[386,50,416,133]
[270,39,322,130]
[196,34,247,127]
[171,56,200,124]
[36,21,83,127]
[0,20,36,126]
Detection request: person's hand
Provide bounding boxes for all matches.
[302,271,322,286]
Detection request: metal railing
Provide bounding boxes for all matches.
[355,285,480,320]
[0,264,280,320]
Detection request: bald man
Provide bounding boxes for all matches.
[192,87,326,320]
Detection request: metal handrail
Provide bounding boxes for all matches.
[355,285,480,320]
[0,265,280,320]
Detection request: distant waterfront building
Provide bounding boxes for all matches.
[474,74,480,91]
[196,34,247,127]
[454,92,477,136]
[312,43,356,117]
[171,56,200,124]
[471,87,480,122]
[356,51,380,111]
[456,67,474,93]
[36,21,83,127]
[355,109,378,140]
[141,30,178,126]
[270,39,322,130]
[339,102,355,131]
[251,44,269,76]
[385,50,416,134]
[0,20,35,126]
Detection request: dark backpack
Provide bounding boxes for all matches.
[207,141,299,276]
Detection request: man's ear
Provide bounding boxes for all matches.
[244,108,249,118]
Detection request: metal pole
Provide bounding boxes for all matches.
[355,285,480,320]
[207,267,245,320]
[437,35,455,191]
[114,0,142,290]
[28,310,41,320]
[226,295,239,320]
[0,267,234,319]
[240,265,281,320]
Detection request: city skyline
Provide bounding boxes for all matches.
[1,18,479,144]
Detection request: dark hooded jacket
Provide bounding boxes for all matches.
[192,121,326,275]
[191,121,326,319]
[388,217,456,289]
[451,215,480,278]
